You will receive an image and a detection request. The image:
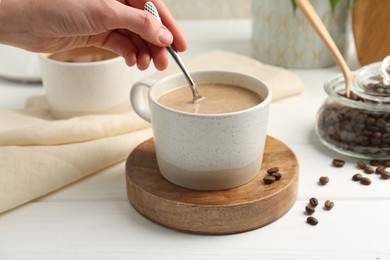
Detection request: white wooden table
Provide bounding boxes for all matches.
[1,20,389,260]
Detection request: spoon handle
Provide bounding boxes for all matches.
[144,1,202,101]
[295,0,352,97]
[166,46,196,87]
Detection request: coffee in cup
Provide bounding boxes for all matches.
[130,71,272,191]
[158,83,263,114]
[48,46,118,63]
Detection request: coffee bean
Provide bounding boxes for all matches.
[382,160,390,167]
[306,216,319,226]
[309,197,319,207]
[375,165,386,174]
[366,117,376,125]
[305,205,315,215]
[332,159,345,167]
[324,200,334,210]
[267,167,279,175]
[263,175,276,184]
[352,173,363,181]
[271,172,283,180]
[360,177,371,185]
[380,171,390,180]
[356,160,367,169]
[369,160,381,166]
[319,176,329,185]
[364,166,375,174]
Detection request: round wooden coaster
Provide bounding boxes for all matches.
[126,135,299,234]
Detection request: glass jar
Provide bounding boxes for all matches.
[316,56,390,159]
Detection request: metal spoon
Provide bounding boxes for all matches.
[295,0,352,98]
[144,1,203,102]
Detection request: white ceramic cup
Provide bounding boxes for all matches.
[0,44,41,82]
[130,71,272,190]
[39,50,132,119]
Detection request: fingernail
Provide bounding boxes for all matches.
[158,27,173,45]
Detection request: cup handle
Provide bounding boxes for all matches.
[130,78,157,122]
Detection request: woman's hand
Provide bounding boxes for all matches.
[0,0,187,70]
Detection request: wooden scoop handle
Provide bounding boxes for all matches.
[295,0,352,97]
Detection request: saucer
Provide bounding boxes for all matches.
[126,135,299,234]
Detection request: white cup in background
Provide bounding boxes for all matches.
[39,47,132,119]
[0,44,41,82]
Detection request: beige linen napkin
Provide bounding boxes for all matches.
[0,50,303,213]
[152,50,304,101]
[0,98,151,213]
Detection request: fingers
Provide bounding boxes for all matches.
[128,33,151,70]
[88,30,169,70]
[147,43,169,70]
[88,31,137,66]
[126,0,187,51]
[108,0,187,51]
[148,0,187,52]
[103,2,171,47]
[88,0,185,70]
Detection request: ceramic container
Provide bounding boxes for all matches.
[251,0,348,68]
[0,44,41,82]
[39,52,132,119]
[130,71,272,190]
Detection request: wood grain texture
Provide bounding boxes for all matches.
[126,136,299,234]
[352,0,390,65]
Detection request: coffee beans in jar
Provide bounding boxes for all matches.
[317,101,390,158]
[316,66,390,159]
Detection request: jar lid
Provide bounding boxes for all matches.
[352,56,390,102]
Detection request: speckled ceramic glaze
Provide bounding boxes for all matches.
[39,53,132,119]
[131,71,271,190]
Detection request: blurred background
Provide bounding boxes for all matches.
[164,0,250,19]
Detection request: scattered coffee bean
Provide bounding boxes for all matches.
[324,200,334,210]
[352,173,363,181]
[380,171,390,180]
[267,167,279,175]
[263,175,276,184]
[369,160,381,166]
[306,216,319,226]
[305,205,315,215]
[360,177,372,185]
[271,172,283,180]
[332,159,345,168]
[319,176,329,185]
[364,166,375,174]
[356,160,367,169]
[375,165,386,174]
[382,160,390,167]
[309,197,319,207]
